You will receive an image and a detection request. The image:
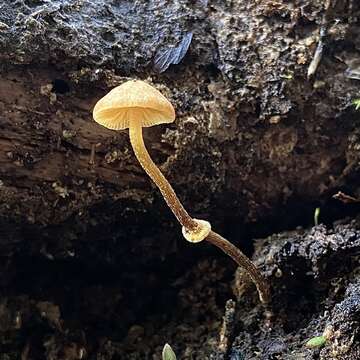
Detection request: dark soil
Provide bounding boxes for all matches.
[1,0,360,359]
[3,216,360,359]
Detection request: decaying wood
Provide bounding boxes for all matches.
[1,0,360,359]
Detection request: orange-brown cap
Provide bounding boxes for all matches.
[93,80,175,130]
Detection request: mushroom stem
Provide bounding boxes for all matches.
[129,121,198,232]
[205,230,270,304]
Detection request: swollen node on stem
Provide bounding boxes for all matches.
[182,218,211,243]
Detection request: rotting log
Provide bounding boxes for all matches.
[0,1,359,230]
[1,1,360,358]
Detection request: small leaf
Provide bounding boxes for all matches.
[162,343,177,360]
[352,99,360,111]
[306,335,326,348]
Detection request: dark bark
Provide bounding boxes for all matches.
[1,0,360,359]
[1,0,360,228]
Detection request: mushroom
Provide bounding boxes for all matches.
[93,80,209,242]
[93,80,270,303]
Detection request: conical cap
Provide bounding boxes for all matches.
[93,80,175,130]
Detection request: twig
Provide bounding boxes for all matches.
[307,0,334,78]
[333,191,360,204]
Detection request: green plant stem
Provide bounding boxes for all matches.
[205,230,270,304]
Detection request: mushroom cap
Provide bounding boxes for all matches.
[93,80,175,130]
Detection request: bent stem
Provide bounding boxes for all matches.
[206,230,270,304]
[129,122,270,303]
[129,121,198,232]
